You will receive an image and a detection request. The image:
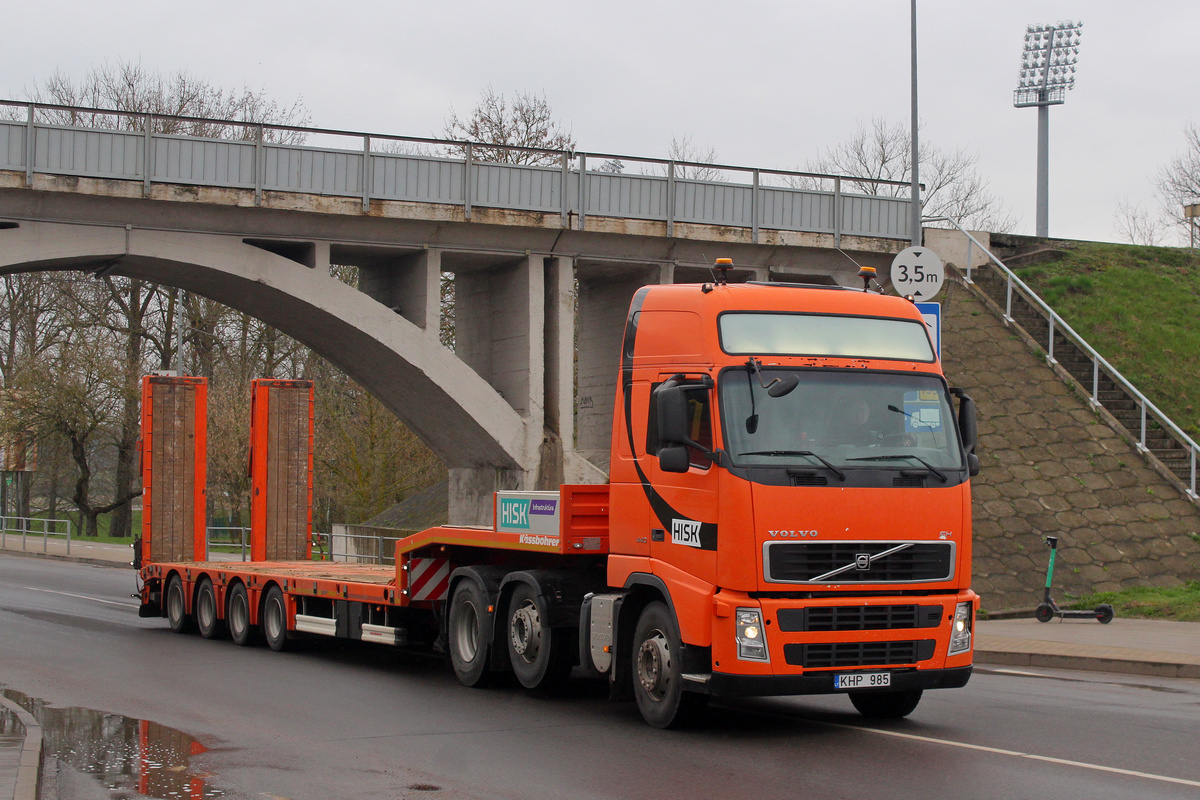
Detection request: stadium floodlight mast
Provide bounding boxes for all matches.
[1014,20,1083,238]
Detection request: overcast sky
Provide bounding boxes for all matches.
[4,1,1196,243]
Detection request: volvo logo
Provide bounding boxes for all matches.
[854,553,872,571]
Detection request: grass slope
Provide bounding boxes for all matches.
[1014,242,1200,436]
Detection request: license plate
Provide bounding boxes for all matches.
[834,671,891,690]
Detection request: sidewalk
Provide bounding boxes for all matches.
[976,617,1200,680]
[0,533,135,568]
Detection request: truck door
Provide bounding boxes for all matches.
[645,378,719,582]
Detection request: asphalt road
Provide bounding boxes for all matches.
[2,554,1199,800]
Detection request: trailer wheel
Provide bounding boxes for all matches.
[631,602,707,728]
[262,586,289,652]
[448,580,492,687]
[506,583,573,691]
[195,578,225,639]
[166,575,191,634]
[849,689,923,719]
[227,582,256,646]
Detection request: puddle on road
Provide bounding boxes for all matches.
[1,688,222,799]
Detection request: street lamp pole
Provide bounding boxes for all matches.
[1014,20,1083,239]
[910,0,921,246]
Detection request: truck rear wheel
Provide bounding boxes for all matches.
[849,689,923,719]
[506,583,573,691]
[262,586,289,652]
[166,575,190,634]
[632,601,707,728]
[195,578,225,640]
[448,580,492,687]
[227,582,256,646]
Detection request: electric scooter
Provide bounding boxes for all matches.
[1035,536,1115,623]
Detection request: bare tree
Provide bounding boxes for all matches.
[25,60,310,143]
[660,135,721,181]
[1153,123,1200,244]
[1114,198,1165,246]
[799,118,1016,233]
[442,87,574,166]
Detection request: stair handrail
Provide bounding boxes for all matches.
[923,216,1197,500]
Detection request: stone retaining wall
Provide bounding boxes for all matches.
[939,276,1200,612]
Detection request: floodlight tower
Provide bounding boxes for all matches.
[1014,20,1082,238]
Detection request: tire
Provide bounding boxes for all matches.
[166,574,191,634]
[1035,603,1055,623]
[262,585,289,652]
[1096,604,1115,624]
[195,578,225,640]
[849,689,923,719]
[448,580,493,687]
[505,583,573,691]
[227,582,256,646]
[631,601,708,728]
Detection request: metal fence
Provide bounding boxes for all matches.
[0,515,74,554]
[929,216,1198,500]
[0,99,914,244]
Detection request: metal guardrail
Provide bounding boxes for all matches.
[0,515,73,554]
[926,216,1198,500]
[313,530,403,565]
[0,99,914,244]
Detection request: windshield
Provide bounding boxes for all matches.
[719,369,963,470]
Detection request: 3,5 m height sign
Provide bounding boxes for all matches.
[890,247,944,301]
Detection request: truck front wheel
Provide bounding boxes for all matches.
[631,602,707,728]
[506,583,573,691]
[166,575,190,634]
[849,689,923,719]
[448,580,492,687]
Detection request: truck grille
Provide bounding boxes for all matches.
[764,541,954,584]
[777,604,944,632]
[784,639,937,668]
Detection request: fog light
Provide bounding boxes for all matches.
[948,601,972,655]
[735,607,769,662]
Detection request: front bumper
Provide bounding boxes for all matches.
[700,665,973,698]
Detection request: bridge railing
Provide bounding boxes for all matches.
[0,99,913,243]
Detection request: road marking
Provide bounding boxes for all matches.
[821,719,1200,789]
[25,587,138,608]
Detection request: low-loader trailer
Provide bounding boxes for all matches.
[138,269,980,728]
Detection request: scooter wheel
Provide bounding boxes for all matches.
[1096,604,1114,624]
[1035,603,1055,623]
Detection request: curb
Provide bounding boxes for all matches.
[0,547,130,569]
[0,697,41,800]
[976,649,1200,680]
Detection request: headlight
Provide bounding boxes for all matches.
[735,608,769,662]
[948,601,972,655]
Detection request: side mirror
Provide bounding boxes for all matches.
[654,383,690,445]
[967,453,980,477]
[957,394,978,454]
[767,373,800,398]
[658,445,690,473]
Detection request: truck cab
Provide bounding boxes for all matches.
[602,279,978,725]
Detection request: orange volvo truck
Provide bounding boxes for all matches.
[138,264,980,728]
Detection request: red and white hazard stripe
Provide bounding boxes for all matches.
[407,557,450,601]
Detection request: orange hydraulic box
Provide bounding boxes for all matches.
[248,379,314,562]
[140,376,207,565]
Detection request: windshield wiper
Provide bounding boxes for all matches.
[739,450,846,481]
[847,454,947,482]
